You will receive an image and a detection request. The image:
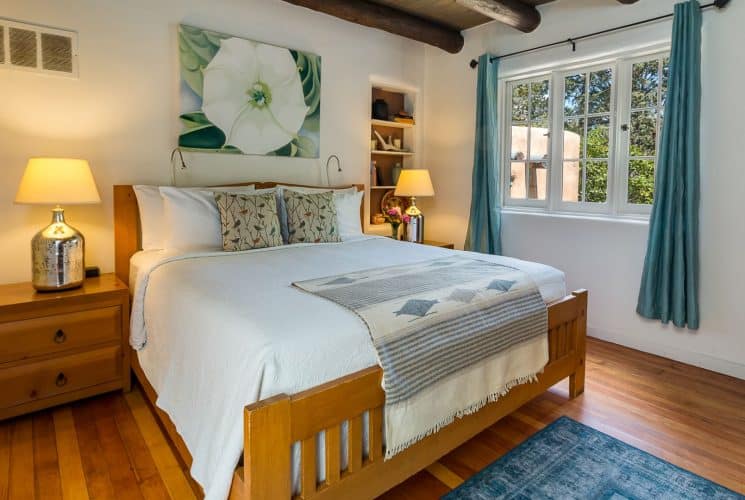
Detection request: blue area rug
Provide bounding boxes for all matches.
[444,416,743,499]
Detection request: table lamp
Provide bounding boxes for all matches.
[15,158,101,291]
[394,169,434,243]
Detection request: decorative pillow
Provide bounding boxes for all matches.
[277,186,357,243]
[282,190,341,244]
[214,192,283,251]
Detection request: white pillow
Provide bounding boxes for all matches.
[133,185,165,250]
[160,185,258,250]
[278,185,358,243]
[335,190,364,241]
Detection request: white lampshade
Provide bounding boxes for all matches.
[15,158,101,205]
[394,169,434,197]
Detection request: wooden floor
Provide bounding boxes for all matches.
[1,338,743,499]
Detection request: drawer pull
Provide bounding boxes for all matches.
[55,372,68,387]
[54,329,67,344]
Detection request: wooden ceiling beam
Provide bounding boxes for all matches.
[455,0,541,33]
[280,0,465,54]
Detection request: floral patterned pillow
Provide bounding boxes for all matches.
[282,190,341,244]
[214,192,283,251]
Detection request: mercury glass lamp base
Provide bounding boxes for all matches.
[31,207,85,292]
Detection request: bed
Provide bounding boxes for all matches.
[114,182,587,500]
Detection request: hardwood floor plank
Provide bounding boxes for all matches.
[0,421,10,500]
[425,462,463,489]
[73,400,116,499]
[110,395,170,500]
[33,412,62,500]
[124,390,196,500]
[91,396,145,500]
[8,417,34,500]
[52,407,89,500]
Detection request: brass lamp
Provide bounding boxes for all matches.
[15,158,101,291]
[394,169,434,243]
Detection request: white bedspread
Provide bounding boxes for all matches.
[130,236,566,500]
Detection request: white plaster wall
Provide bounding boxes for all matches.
[420,0,745,378]
[0,0,425,282]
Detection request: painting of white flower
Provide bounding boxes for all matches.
[178,25,321,158]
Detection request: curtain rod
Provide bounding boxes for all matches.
[469,0,729,69]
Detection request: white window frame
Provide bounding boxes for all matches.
[500,45,670,220]
[615,50,670,216]
[553,62,618,215]
[502,74,553,210]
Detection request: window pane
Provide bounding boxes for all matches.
[563,118,584,159]
[630,110,657,156]
[588,69,612,114]
[564,73,585,116]
[510,125,528,160]
[628,159,655,204]
[529,126,550,161]
[510,162,527,199]
[562,160,581,202]
[512,84,529,121]
[661,57,670,109]
[587,116,610,159]
[631,60,659,109]
[530,80,550,121]
[585,160,608,203]
[528,162,548,200]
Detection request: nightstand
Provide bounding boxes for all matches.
[421,240,455,249]
[0,274,130,420]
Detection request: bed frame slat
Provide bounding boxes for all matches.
[324,426,341,486]
[300,437,316,499]
[347,416,363,474]
[368,407,384,463]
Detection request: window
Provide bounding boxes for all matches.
[506,77,551,202]
[502,50,669,217]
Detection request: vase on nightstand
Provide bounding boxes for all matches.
[390,223,400,240]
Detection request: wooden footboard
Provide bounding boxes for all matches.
[232,290,587,500]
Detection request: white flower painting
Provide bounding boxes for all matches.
[178,25,321,158]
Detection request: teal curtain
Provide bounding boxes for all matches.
[637,0,702,329]
[465,54,501,254]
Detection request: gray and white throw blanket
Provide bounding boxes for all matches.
[293,256,548,458]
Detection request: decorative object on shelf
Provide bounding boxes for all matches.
[380,189,407,214]
[393,110,415,125]
[371,160,378,187]
[371,213,386,225]
[177,24,321,158]
[370,138,377,150]
[393,138,402,150]
[383,206,410,241]
[372,98,389,120]
[395,169,435,243]
[392,162,403,185]
[373,130,409,152]
[14,158,101,291]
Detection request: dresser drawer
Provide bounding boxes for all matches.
[0,306,121,363]
[0,345,122,409]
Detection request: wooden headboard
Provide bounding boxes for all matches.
[113,182,365,286]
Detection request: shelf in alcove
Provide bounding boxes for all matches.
[371,119,414,129]
[371,150,414,156]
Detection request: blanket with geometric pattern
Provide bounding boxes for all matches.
[293,256,548,458]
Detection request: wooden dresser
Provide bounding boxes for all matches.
[0,274,130,420]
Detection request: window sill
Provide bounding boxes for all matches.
[501,207,650,225]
